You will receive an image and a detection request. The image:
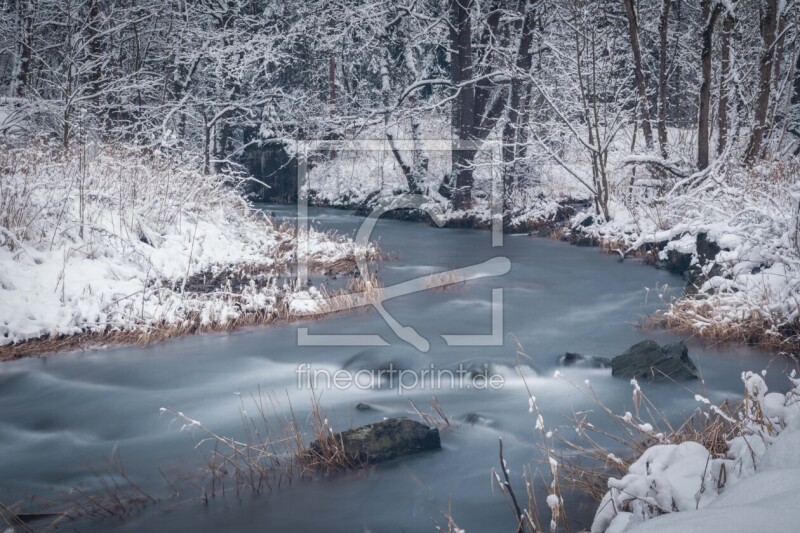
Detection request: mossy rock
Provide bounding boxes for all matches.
[310,418,441,465]
[559,352,612,368]
[611,340,698,381]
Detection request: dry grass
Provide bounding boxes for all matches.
[0,305,278,362]
[66,454,156,521]
[554,380,738,503]
[485,363,797,533]
[290,273,385,319]
[490,340,570,533]
[0,264,374,362]
[408,396,451,429]
[0,140,380,362]
[650,299,800,355]
[434,498,465,532]
[161,389,359,498]
[0,502,38,533]
[547,368,788,516]
[0,452,157,531]
[487,339,786,533]
[422,270,466,291]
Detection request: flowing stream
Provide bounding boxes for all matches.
[0,205,791,532]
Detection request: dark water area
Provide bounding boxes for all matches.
[0,205,793,532]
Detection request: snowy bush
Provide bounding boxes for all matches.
[0,141,374,349]
[591,370,800,532]
[576,160,800,350]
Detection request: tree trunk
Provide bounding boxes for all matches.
[403,39,429,190]
[87,0,103,98]
[793,48,800,155]
[216,1,242,169]
[328,56,336,115]
[795,42,800,108]
[622,0,654,149]
[449,0,476,211]
[717,12,734,155]
[13,1,35,98]
[473,1,502,132]
[744,0,779,165]
[657,0,671,159]
[697,0,722,170]
[502,0,536,203]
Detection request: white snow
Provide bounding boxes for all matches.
[591,371,800,532]
[0,143,373,347]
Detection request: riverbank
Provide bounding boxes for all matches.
[1,200,793,533]
[305,157,800,357]
[0,142,377,361]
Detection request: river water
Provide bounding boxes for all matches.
[0,205,792,531]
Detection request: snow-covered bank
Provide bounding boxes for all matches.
[591,370,800,532]
[0,142,375,357]
[303,121,800,352]
[574,160,800,352]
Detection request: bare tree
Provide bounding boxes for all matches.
[697,0,722,170]
[717,7,735,155]
[502,0,538,204]
[622,0,654,150]
[449,0,477,210]
[744,0,780,164]
[657,0,672,159]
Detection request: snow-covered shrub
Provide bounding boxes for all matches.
[591,370,800,532]
[0,141,374,350]
[572,159,800,350]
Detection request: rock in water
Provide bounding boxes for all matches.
[310,418,441,465]
[559,352,612,368]
[611,340,698,381]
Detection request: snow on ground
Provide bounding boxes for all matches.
[591,371,800,532]
[0,142,372,348]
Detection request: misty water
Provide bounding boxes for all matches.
[0,206,791,531]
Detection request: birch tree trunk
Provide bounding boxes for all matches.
[717,10,734,155]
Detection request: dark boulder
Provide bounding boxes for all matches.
[695,232,721,263]
[660,232,724,293]
[462,413,482,424]
[664,249,693,276]
[611,340,698,381]
[462,360,496,380]
[559,352,612,368]
[310,418,440,465]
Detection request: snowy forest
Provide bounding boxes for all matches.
[3,0,800,347]
[1,0,800,532]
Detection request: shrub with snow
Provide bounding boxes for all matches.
[0,142,373,349]
[591,370,800,532]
